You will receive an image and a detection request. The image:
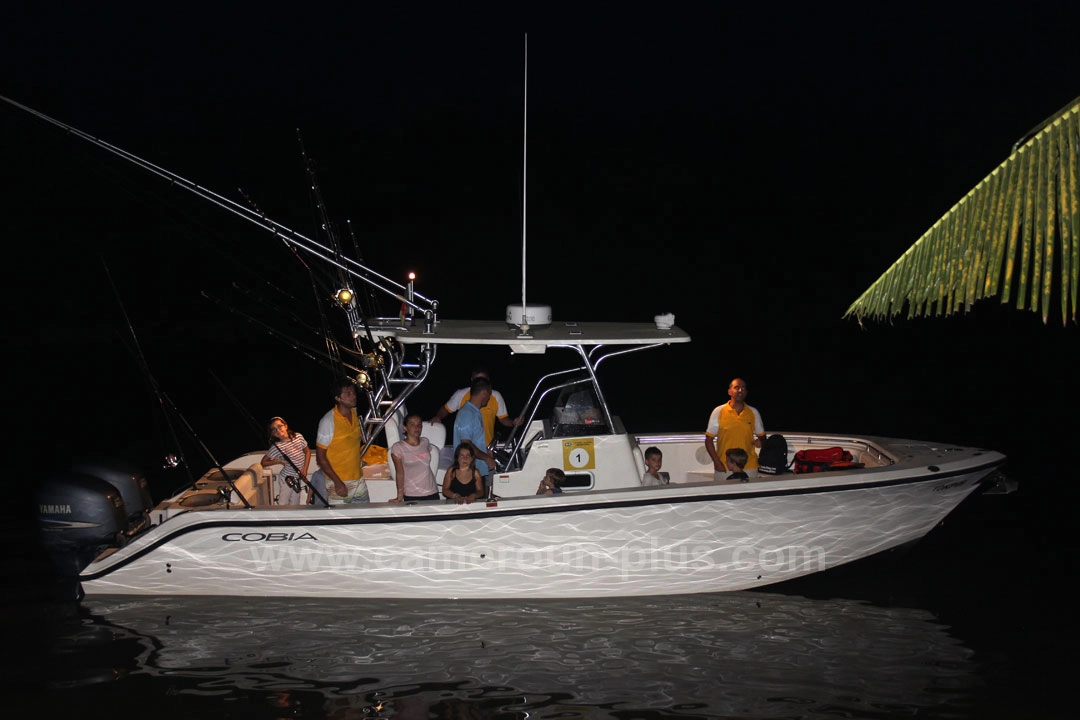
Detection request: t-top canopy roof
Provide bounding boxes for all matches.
[367,318,691,353]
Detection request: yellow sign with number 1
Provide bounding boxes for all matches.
[562,438,595,470]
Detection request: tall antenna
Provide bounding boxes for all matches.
[507,35,549,336]
[519,34,529,337]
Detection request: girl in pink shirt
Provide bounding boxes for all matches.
[391,414,439,502]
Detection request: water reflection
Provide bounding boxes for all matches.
[29,592,977,718]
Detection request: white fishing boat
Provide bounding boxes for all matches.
[10,94,1007,599]
[47,312,1006,598]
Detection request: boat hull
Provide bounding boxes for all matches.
[80,455,1001,598]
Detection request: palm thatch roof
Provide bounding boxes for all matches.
[845,96,1079,326]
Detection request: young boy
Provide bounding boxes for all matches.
[725,447,750,482]
[640,446,669,486]
[537,467,566,495]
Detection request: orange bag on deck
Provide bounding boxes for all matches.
[361,444,391,480]
[362,444,388,465]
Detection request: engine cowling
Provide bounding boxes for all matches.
[71,458,153,534]
[37,472,127,576]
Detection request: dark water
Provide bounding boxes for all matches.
[4,477,1074,719]
[13,593,980,719]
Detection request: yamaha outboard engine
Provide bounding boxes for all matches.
[37,471,127,578]
[72,458,153,535]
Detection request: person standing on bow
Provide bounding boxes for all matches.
[429,367,522,446]
[452,376,497,495]
[314,377,370,504]
[390,413,440,502]
[260,416,311,506]
[704,377,766,480]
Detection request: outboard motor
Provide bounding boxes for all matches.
[72,458,153,535]
[37,471,127,578]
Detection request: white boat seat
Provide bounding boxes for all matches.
[384,414,401,449]
[385,415,445,481]
[380,404,410,452]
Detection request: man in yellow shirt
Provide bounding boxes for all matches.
[314,378,369,503]
[429,368,521,446]
[704,377,765,480]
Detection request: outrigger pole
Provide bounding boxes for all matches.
[2,93,440,458]
[0,95,438,323]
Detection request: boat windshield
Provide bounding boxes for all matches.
[550,383,609,437]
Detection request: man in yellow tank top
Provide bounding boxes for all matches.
[314,378,369,503]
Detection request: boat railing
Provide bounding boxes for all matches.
[354,337,436,462]
[495,342,673,473]
[497,379,581,472]
[777,435,896,467]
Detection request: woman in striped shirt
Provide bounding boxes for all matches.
[260,416,311,505]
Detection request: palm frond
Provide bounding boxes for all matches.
[845,97,1080,326]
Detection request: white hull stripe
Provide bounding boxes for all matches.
[81,460,1000,582]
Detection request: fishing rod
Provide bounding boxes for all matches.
[206,370,267,443]
[299,133,380,324]
[238,185,347,375]
[298,132,384,354]
[226,176,398,417]
[203,285,393,387]
[198,286,400,463]
[208,371,330,507]
[102,259,190,480]
[113,331,194,483]
[294,134,409,425]
[103,259,251,509]
[0,94,438,321]
[298,132,348,282]
[200,290,362,377]
[7,94,426,474]
[344,219,380,319]
[160,389,252,509]
[270,438,329,507]
[208,239,359,363]
[225,276,327,337]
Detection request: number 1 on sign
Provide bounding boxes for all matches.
[562,439,596,470]
[569,448,590,468]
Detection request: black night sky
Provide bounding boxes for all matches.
[3,6,1079,544]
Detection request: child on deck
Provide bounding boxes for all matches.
[536,468,566,495]
[640,446,669,486]
[725,447,750,482]
[443,443,483,504]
